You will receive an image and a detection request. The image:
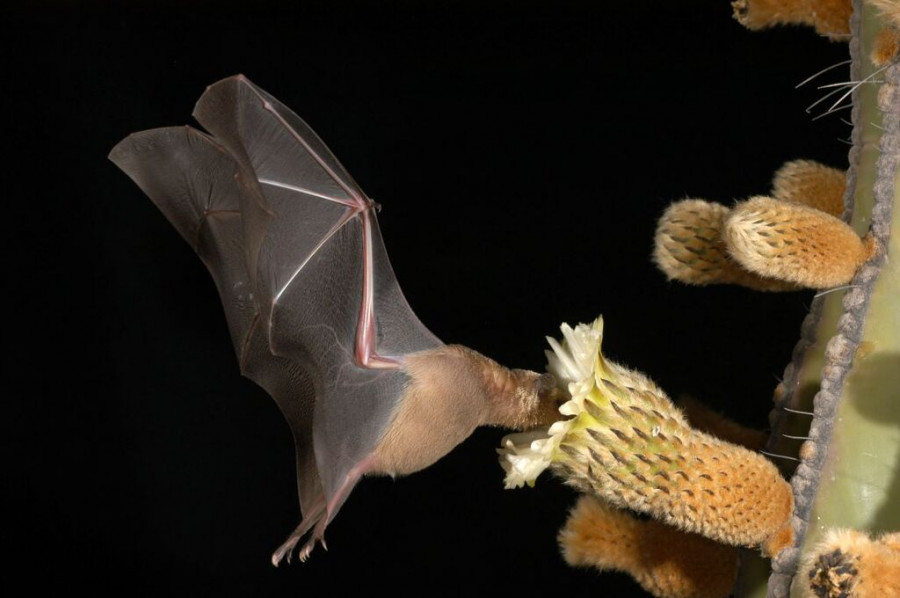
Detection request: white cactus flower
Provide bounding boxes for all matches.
[498,317,604,489]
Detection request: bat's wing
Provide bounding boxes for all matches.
[109,75,442,562]
[109,126,326,551]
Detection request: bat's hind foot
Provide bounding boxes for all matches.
[271,521,327,565]
[297,516,329,561]
[297,529,327,562]
[271,503,327,566]
[271,535,301,566]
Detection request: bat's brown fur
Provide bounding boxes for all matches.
[374,345,562,476]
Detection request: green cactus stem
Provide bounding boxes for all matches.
[738,2,899,596]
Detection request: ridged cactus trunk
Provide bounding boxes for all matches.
[748,2,900,597]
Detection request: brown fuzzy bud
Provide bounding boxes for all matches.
[724,196,875,289]
[677,395,767,451]
[771,159,847,217]
[560,495,738,598]
[654,199,798,291]
[501,319,794,557]
[870,0,900,31]
[872,26,900,66]
[731,0,852,41]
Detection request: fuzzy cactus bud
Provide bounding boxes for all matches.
[654,199,798,291]
[724,196,876,289]
[499,317,794,556]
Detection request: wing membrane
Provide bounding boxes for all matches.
[109,126,325,518]
[112,75,443,558]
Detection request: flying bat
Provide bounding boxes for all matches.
[109,75,562,564]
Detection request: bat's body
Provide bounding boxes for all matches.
[110,75,560,563]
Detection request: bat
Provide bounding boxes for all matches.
[109,75,562,564]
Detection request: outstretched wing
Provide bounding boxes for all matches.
[109,75,442,562]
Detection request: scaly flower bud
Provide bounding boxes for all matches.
[499,317,793,556]
[653,199,798,291]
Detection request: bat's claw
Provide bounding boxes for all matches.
[298,516,329,561]
[270,508,330,565]
[297,539,316,562]
[271,535,301,567]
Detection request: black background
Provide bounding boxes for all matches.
[6,1,850,596]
